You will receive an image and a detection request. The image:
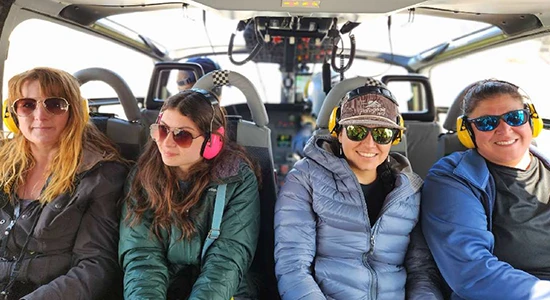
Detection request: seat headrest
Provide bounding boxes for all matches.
[443,82,477,131]
[194,70,269,127]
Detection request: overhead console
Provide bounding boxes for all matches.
[229,16,359,71]
[253,16,334,39]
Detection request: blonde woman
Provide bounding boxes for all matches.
[0,67,128,299]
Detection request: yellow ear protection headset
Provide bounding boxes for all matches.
[3,98,89,134]
[456,79,543,149]
[328,85,405,145]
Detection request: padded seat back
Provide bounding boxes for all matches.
[404,120,442,178]
[194,71,280,300]
[74,68,145,161]
[437,84,472,158]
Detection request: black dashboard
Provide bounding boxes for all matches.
[225,102,310,187]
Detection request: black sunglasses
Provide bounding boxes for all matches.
[12,97,70,117]
[467,109,529,132]
[345,125,397,144]
[150,124,202,148]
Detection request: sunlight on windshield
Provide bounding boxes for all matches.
[3,19,154,101]
[107,8,489,57]
[431,37,550,118]
[106,7,243,57]
[353,13,489,56]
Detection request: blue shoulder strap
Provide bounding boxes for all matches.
[201,183,227,260]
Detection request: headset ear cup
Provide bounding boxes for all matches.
[3,97,88,134]
[2,99,19,134]
[201,126,225,160]
[527,103,543,138]
[328,107,340,137]
[81,98,90,123]
[392,115,404,145]
[456,116,476,149]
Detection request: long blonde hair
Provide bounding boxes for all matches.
[0,67,123,203]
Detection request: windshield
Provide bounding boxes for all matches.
[106,8,491,58]
[353,13,490,56]
[106,7,243,58]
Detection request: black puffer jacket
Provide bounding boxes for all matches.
[0,149,128,300]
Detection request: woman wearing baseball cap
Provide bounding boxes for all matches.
[274,77,444,299]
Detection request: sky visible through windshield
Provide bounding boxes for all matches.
[3,7,550,151]
[106,8,489,57]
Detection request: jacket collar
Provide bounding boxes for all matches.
[453,150,490,191]
[77,148,109,174]
[530,144,550,169]
[305,134,423,191]
[179,157,244,189]
[454,145,550,191]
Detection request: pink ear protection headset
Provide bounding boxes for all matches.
[193,88,225,160]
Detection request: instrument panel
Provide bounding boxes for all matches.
[225,103,310,187]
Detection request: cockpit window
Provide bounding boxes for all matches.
[4,18,153,100]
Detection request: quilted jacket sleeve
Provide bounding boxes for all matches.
[405,220,446,300]
[274,160,326,300]
[189,165,260,300]
[119,200,169,299]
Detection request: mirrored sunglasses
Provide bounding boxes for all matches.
[467,109,529,132]
[150,124,202,148]
[12,97,70,117]
[345,125,397,145]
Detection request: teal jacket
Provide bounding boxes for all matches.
[119,162,260,300]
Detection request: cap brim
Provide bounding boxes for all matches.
[339,115,406,130]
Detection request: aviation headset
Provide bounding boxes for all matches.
[328,85,405,146]
[3,98,90,134]
[456,79,543,149]
[153,89,225,160]
[193,89,225,160]
[158,88,225,160]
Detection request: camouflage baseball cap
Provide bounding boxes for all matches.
[338,78,405,130]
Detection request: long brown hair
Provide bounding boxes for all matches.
[127,89,259,239]
[0,67,124,203]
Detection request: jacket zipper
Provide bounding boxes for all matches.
[343,161,413,300]
[1,201,37,258]
[367,223,381,300]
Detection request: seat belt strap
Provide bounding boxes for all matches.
[201,184,227,260]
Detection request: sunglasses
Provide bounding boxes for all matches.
[467,109,529,132]
[345,125,397,144]
[12,97,70,117]
[150,124,202,148]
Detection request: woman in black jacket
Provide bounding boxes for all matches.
[0,67,128,299]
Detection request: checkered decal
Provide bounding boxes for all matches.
[364,77,385,87]
[212,70,230,87]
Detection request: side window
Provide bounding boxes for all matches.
[346,60,419,112]
[430,35,550,151]
[3,18,154,120]
[385,81,429,114]
[205,54,282,105]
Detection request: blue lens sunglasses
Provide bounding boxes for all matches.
[467,109,529,132]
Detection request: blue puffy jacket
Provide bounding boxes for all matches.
[275,135,443,300]
[422,146,550,300]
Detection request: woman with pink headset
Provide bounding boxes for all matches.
[119,89,261,299]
